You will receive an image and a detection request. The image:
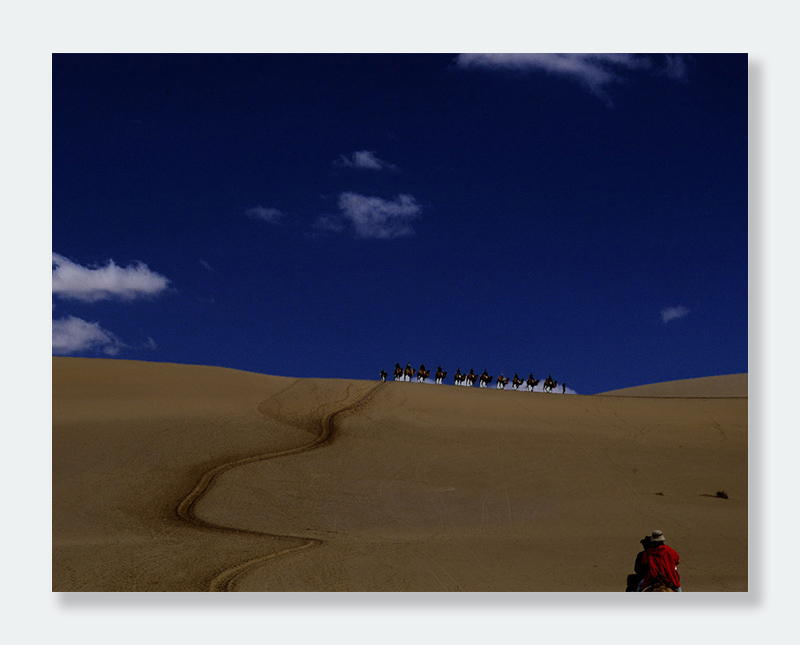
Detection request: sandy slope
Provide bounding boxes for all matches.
[599,374,748,398]
[53,358,747,592]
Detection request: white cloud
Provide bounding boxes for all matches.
[337,192,422,239]
[52,253,170,303]
[245,205,285,224]
[662,54,689,82]
[52,316,125,356]
[455,53,687,101]
[661,305,690,323]
[335,150,398,171]
[312,214,345,235]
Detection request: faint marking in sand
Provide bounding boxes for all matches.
[177,380,384,591]
[409,551,466,591]
[710,417,727,440]
[480,478,517,528]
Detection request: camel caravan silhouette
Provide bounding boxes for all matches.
[386,362,567,393]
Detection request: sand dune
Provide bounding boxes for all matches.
[599,373,748,398]
[52,357,747,591]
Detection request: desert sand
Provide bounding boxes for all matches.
[53,358,747,592]
[599,373,748,398]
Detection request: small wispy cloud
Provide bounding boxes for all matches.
[245,205,285,224]
[662,54,690,82]
[52,253,170,303]
[52,316,126,356]
[335,150,398,171]
[455,53,689,102]
[337,192,422,239]
[661,305,690,323]
[312,214,346,235]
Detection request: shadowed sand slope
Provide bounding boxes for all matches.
[53,357,373,591]
[598,374,747,398]
[53,358,747,591]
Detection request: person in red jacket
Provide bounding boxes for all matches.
[637,530,681,591]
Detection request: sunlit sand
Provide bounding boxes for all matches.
[53,358,747,591]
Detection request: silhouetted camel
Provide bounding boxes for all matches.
[543,375,558,393]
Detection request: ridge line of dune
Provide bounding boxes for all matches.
[176,380,385,591]
[593,395,748,399]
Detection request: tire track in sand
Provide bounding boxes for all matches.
[177,380,384,591]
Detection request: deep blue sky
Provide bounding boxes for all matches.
[52,53,748,393]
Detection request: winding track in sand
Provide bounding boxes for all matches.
[53,360,747,591]
[176,381,385,591]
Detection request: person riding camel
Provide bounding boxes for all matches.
[637,530,681,592]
